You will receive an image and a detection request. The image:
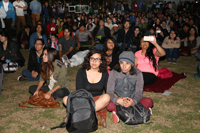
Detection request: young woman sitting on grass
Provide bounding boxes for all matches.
[29,48,70,100]
[135,36,166,86]
[103,37,121,70]
[106,51,154,123]
[63,49,110,127]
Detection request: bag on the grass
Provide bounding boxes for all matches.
[158,68,173,79]
[2,62,18,73]
[19,89,60,108]
[51,89,98,133]
[65,89,98,133]
[180,46,191,56]
[116,103,151,125]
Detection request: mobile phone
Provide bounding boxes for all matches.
[144,36,154,41]
[156,30,161,33]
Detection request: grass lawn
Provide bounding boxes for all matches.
[0,49,200,133]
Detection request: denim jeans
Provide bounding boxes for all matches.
[94,10,98,13]
[195,52,200,60]
[22,69,40,81]
[43,15,49,25]
[95,44,104,50]
[164,48,180,60]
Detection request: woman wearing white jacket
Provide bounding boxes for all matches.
[0,5,7,31]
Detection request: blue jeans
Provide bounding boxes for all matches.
[43,15,49,25]
[164,48,180,60]
[22,69,40,81]
[195,52,200,60]
[94,10,98,13]
[95,44,104,50]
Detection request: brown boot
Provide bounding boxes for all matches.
[97,115,106,128]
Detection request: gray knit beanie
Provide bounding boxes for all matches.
[119,51,135,66]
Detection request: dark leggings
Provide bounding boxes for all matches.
[29,85,70,99]
[142,72,157,86]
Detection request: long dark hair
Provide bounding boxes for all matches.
[131,26,142,48]
[103,37,121,55]
[189,26,198,38]
[145,42,158,71]
[168,29,178,40]
[41,48,59,81]
[35,24,45,35]
[82,49,107,73]
[114,64,137,75]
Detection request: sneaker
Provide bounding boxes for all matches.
[172,59,176,64]
[62,55,71,68]
[112,111,120,123]
[97,115,106,127]
[167,59,171,63]
[17,76,28,81]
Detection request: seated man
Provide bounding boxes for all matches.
[58,27,76,59]
[18,39,45,81]
[93,20,111,50]
[75,23,95,51]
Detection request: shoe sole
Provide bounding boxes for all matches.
[112,111,120,123]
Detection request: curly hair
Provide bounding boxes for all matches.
[82,49,107,73]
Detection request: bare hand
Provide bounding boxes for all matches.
[1,56,5,60]
[149,36,157,46]
[32,71,38,78]
[44,92,51,99]
[116,98,124,106]
[78,42,81,48]
[123,97,134,107]
[33,90,39,96]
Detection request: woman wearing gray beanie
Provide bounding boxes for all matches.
[106,51,153,123]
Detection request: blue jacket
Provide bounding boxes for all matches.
[29,32,48,49]
[30,0,41,13]
[0,0,15,23]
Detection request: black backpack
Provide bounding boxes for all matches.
[66,89,98,133]
[51,89,98,132]
[116,103,151,125]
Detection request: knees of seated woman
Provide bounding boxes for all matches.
[95,94,111,112]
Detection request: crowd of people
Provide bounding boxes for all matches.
[0,0,200,127]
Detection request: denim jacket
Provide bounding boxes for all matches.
[0,0,15,23]
[29,32,48,49]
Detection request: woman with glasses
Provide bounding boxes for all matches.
[63,49,110,127]
[29,24,48,49]
[29,48,70,100]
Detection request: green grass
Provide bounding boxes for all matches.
[0,49,200,133]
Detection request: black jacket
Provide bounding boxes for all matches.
[42,6,51,16]
[28,49,43,74]
[117,28,133,44]
[92,26,111,43]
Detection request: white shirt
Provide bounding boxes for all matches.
[48,74,57,90]
[13,1,26,16]
[3,1,9,12]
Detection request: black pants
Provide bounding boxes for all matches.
[29,85,70,99]
[142,72,157,86]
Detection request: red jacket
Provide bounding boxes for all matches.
[46,23,59,35]
[132,4,138,11]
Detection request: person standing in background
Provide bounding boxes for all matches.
[0,0,15,38]
[0,4,7,32]
[13,0,27,34]
[21,0,28,23]
[30,0,42,27]
[42,2,51,25]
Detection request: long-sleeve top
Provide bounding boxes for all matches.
[27,48,43,73]
[0,40,20,62]
[117,28,133,44]
[39,59,70,90]
[76,68,109,97]
[30,0,41,13]
[162,36,181,49]
[29,32,48,49]
[107,69,144,106]
[0,1,15,23]
[0,5,6,28]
